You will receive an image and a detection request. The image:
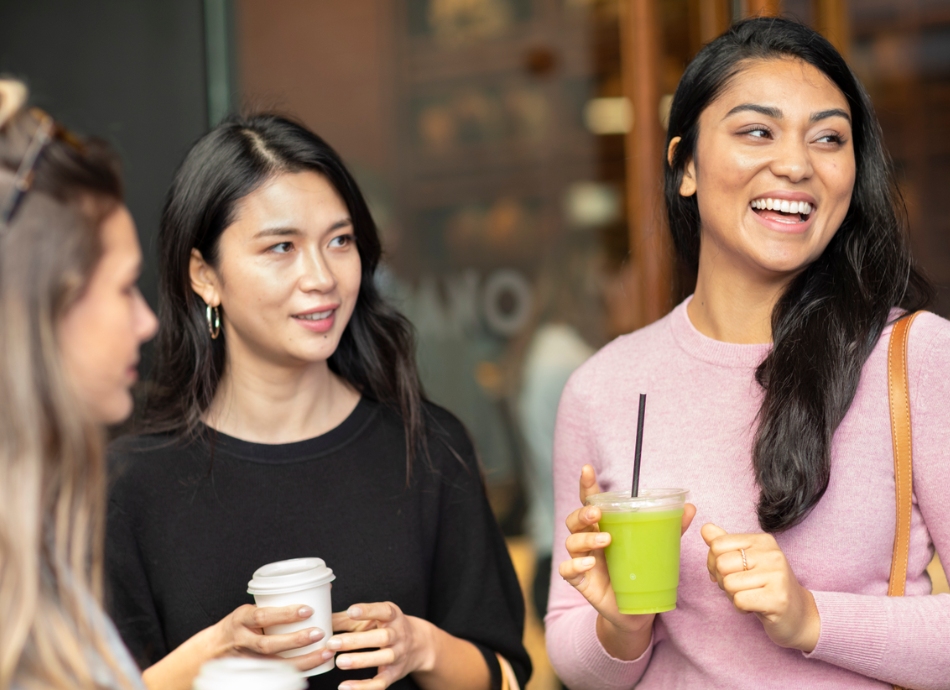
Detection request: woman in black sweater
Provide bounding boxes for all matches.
[105,114,530,690]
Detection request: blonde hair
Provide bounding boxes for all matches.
[0,80,135,690]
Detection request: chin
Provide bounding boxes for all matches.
[96,394,134,427]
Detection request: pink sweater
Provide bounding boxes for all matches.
[546,299,950,689]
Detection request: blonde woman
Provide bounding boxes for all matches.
[0,81,157,689]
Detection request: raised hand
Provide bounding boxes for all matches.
[558,464,696,660]
[701,524,820,652]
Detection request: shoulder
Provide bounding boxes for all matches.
[908,311,950,360]
[371,399,478,475]
[561,310,677,408]
[422,401,478,471]
[906,311,950,392]
[107,432,195,502]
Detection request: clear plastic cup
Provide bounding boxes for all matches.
[192,658,306,690]
[585,489,689,615]
[247,557,336,677]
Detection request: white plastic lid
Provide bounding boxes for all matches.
[192,658,306,690]
[585,489,689,512]
[247,557,336,595]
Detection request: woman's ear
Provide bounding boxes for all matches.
[189,248,221,307]
[667,136,697,197]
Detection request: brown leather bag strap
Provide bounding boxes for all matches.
[887,311,922,690]
[887,311,922,599]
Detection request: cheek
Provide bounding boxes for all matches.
[59,296,134,403]
[219,263,291,322]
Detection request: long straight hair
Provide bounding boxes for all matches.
[0,82,136,689]
[664,19,933,532]
[143,114,428,473]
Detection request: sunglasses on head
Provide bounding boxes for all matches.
[1,108,83,226]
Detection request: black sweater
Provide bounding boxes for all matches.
[105,399,530,689]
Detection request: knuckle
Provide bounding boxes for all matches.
[251,608,268,628]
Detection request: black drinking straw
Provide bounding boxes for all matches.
[632,393,646,497]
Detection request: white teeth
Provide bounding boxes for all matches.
[750,198,814,216]
[296,310,332,321]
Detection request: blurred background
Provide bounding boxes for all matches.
[3,1,949,687]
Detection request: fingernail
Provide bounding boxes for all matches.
[347,606,362,618]
[298,606,313,618]
[322,650,334,660]
[581,556,596,566]
[309,628,324,641]
[340,685,353,690]
[327,637,342,650]
[337,656,352,669]
[596,534,609,545]
[586,508,598,521]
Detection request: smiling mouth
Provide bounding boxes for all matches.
[750,197,814,224]
[293,309,334,321]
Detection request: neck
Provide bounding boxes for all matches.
[687,246,793,345]
[205,341,360,444]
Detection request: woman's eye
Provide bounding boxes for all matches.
[270,242,293,254]
[740,126,771,139]
[816,133,844,145]
[329,233,354,248]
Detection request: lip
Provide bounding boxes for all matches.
[292,305,338,334]
[749,205,815,235]
[751,190,817,206]
[293,304,339,317]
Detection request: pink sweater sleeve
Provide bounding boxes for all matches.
[544,370,653,690]
[806,317,950,690]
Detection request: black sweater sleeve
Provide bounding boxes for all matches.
[104,494,168,669]
[424,411,532,689]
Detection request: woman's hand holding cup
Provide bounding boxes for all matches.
[559,464,696,660]
[324,601,432,690]
[212,603,328,671]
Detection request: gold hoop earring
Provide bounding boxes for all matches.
[206,304,221,340]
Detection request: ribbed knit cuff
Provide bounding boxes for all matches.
[569,606,653,690]
[804,590,888,677]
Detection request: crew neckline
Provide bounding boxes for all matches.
[201,397,378,464]
[669,296,772,369]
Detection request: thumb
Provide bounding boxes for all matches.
[700,523,727,546]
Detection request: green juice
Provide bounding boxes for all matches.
[599,508,684,615]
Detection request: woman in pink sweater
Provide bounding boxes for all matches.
[547,17,949,690]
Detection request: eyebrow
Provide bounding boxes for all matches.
[810,108,851,124]
[252,217,352,240]
[724,104,851,125]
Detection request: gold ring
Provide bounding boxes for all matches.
[740,548,749,571]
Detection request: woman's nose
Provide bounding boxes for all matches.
[137,292,159,342]
[769,139,814,183]
[299,249,337,292]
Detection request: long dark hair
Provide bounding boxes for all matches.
[665,18,933,532]
[143,114,428,472]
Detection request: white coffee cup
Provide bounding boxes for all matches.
[192,658,305,690]
[247,557,336,677]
